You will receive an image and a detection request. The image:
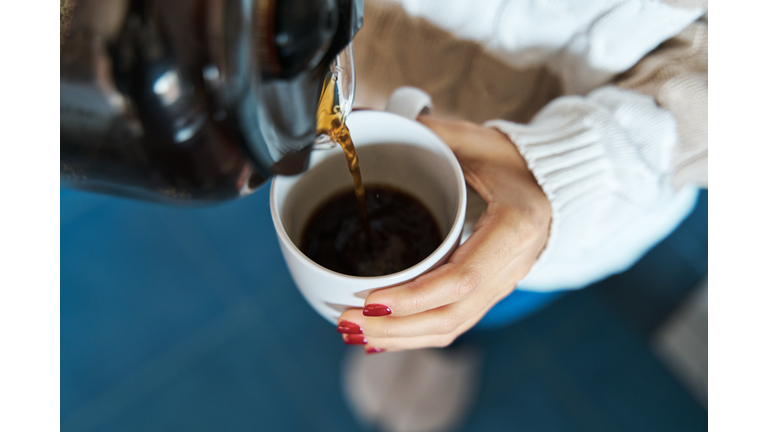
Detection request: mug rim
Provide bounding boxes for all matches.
[270,110,467,282]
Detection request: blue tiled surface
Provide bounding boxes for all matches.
[591,191,708,337]
[61,186,707,431]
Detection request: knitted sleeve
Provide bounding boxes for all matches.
[484,18,707,291]
[616,18,708,190]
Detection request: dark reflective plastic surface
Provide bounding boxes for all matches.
[61,0,363,203]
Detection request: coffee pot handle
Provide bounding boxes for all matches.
[385,87,434,120]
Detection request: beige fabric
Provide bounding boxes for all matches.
[616,19,708,189]
[60,0,77,48]
[355,0,707,191]
[658,0,707,10]
[353,0,562,125]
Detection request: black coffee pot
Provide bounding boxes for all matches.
[60,0,363,203]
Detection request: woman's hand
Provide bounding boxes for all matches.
[337,116,552,352]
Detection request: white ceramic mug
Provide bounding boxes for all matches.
[270,87,467,324]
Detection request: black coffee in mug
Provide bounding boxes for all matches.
[300,185,443,277]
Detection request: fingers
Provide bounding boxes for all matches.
[417,115,528,170]
[344,254,523,339]
[337,269,518,351]
[341,304,468,340]
[339,306,474,351]
[417,115,535,205]
[417,115,482,152]
[362,205,538,317]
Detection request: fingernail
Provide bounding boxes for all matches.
[363,304,392,317]
[344,334,368,345]
[337,321,363,334]
[366,347,385,355]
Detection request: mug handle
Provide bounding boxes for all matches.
[385,87,434,120]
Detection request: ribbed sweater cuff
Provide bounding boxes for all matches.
[484,86,681,280]
[484,109,616,264]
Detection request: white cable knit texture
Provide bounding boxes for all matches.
[486,87,698,291]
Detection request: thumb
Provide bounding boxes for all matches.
[416,115,487,162]
[416,114,532,203]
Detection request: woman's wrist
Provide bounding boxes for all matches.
[493,128,552,239]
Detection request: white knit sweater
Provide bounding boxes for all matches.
[486,88,700,290]
[355,0,708,291]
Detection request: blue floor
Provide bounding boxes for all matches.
[61,186,707,431]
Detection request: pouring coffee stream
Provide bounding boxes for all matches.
[306,71,445,277]
[315,68,371,239]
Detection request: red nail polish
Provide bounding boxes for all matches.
[344,334,368,345]
[337,321,363,334]
[366,347,385,355]
[363,304,392,317]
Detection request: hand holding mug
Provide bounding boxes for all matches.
[338,116,552,352]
